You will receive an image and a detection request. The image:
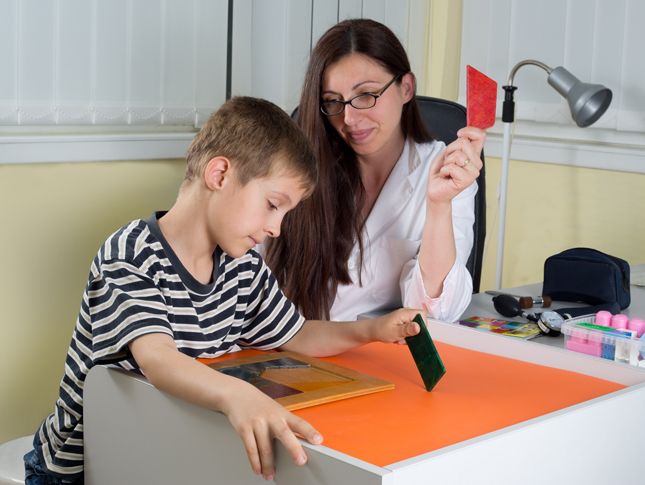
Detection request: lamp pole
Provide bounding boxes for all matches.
[494,60,611,290]
[495,61,552,290]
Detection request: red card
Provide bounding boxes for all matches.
[466,65,497,129]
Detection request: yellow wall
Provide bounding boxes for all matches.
[428,0,645,291]
[479,159,645,290]
[0,159,186,443]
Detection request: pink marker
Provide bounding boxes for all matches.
[628,318,645,338]
[612,314,629,329]
[595,311,612,327]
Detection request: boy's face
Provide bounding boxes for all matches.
[212,169,307,259]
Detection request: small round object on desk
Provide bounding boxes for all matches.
[628,318,645,338]
[595,310,612,327]
[537,311,564,337]
[612,314,629,329]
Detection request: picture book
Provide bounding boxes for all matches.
[207,351,394,411]
[458,316,542,339]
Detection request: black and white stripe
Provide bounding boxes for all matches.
[35,213,304,478]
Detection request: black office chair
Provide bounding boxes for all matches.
[291,96,486,293]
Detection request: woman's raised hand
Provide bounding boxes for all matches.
[426,126,485,206]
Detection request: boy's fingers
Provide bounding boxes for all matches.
[271,416,321,474]
[238,427,263,477]
[405,321,420,337]
[255,425,276,481]
[288,414,323,447]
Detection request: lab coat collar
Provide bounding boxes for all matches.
[364,138,420,239]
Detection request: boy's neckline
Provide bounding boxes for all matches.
[145,211,223,294]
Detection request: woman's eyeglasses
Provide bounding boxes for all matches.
[320,73,403,116]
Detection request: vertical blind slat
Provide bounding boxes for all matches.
[285,0,313,114]
[311,0,339,48]
[251,0,288,107]
[0,0,19,123]
[618,0,645,131]
[231,0,253,99]
[94,0,128,124]
[19,0,56,124]
[130,0,163,124]
[362,0,386,24]
[589,0,625,130]
[338,0,362,21]
[163,0,196,123]
[57,0,92,123]
[383,0,409,48]
[194,0,228,125]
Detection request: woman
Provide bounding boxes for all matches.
[264,19,485,322]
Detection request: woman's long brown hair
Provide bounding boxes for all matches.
[264,19,433,320]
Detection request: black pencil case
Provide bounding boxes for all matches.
[542,248,630,310]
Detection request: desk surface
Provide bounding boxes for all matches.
[202,343,623,468]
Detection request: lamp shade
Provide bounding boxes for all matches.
[547,66,612,127]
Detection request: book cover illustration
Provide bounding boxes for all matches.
[207,351,394,411]
[458,316,541,339]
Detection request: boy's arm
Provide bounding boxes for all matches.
[280,308,422,357]
[128,333,322,481]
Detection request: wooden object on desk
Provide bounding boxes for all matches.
[205,351,394,411]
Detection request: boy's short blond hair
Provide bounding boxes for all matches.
[184,96,317,195]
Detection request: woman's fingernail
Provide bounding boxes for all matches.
[264,474,274,481]
[313,434,323,444]
[296,455,306,465]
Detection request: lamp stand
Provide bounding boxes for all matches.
[493,60,611,290]
[495,120,513,290]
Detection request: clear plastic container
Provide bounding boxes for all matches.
[561,315,644,366]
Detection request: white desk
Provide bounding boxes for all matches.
[84,276,645,484]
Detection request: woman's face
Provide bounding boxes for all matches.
[321,53,414,163]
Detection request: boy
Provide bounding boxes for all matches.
[25,96,421,484]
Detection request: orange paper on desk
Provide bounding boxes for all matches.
[467,65,497,129]
[295,342,625,467]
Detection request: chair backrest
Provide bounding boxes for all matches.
[290,96,485,293]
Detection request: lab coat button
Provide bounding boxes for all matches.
[348,260,355,269]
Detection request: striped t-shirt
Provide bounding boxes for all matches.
[35,212,305,478]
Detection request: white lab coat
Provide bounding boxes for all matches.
[330,138,476,322]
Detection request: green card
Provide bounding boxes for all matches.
[405,314,446,391]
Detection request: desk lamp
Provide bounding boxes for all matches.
[495,60,612,289]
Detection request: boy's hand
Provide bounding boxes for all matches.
[372,308,423,345]
[221,381,323,481]
[129,333,323,481]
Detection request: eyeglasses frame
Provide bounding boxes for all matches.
[320,73,404,116]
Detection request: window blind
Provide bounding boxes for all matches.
[458,0,645,134]
[0,0,434,127]
[0,0,229,126]
[232,0,434,114]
